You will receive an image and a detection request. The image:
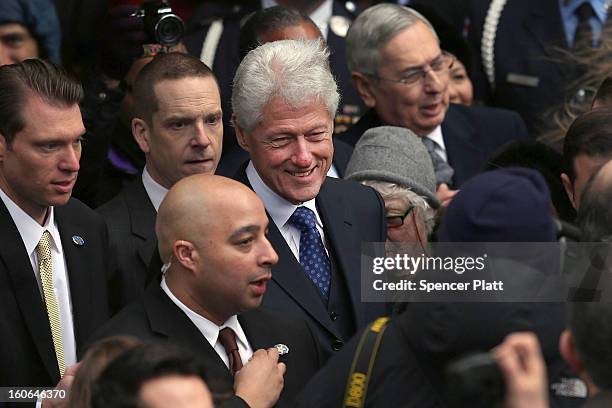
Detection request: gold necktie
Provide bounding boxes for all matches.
[36,231,65,377]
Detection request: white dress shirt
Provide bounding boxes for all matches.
[142,167,169,212]
[262,0,333,38]
[0,188,77,368]
[246,162,329,261]
[425,125,448,162]
[161,278,253,368]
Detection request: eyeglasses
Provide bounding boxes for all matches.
[386,205,416,227]
[367,51,455,87]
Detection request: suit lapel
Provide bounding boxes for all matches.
[0,201,59,383]
[265,219,340,335]
[238,310,272,351]
[125,179,158,267]
[235,166,341,337]
[442,106,487,186]
[316,179,363,326]
[56,204,93,349]
[144,285,232,377]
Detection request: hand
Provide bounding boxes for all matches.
[234,348,286,408]
[41,363,80,408]
[493,332,548,408]
[437,183,458,207]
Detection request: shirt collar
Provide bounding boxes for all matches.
[142,167,169,212]
[245,161,321,229]
[561,0,608,22]
[160,277,250,351]
[0,187,61,257]
[425,125,445,151]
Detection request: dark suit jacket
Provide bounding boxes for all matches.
[0,198,111,387]
[92,283,323,407]
[97,177,158,312]
[466,0,572,134]
[295,314,443,408]
[340,104,528,187]
[296,302,583,408]
[216,137,354,178]
[235,167,387,358]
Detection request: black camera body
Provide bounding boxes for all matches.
[445,352,505,408]
[137,0,184,46]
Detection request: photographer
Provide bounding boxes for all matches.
[74,0,185,208]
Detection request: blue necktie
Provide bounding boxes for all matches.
[289,206,331,301]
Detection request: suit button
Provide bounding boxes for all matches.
[330,312,338,321]
[332,339,344,351]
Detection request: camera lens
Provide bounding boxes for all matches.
[155,14,184,46]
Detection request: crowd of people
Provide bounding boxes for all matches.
[1,1,612,407]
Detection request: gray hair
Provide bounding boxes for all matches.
[232,39,339,131]
[361,180,435,234]
[346,3,438,75]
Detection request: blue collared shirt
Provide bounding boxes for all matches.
[560,0,609,47]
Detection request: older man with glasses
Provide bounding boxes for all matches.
[345,126,439,245]
[341,3,528,205]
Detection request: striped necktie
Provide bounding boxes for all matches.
[36,231,65,377]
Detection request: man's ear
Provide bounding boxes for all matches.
[173,240,197,272]
[561,173,577,209]
[233,113,251,152]
[352,72,377,109]
[559,329,584,375]
[132,118,151,154]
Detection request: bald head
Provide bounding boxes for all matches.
[156,174,263,263]
[589,159,612,193]
[155,174,277,323]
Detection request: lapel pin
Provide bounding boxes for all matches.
[72,235,85,246]
[274,344,289,355]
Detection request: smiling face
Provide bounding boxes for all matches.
[0,94,84,224]
[359,21,449,136]
[133,76,223,189]
[236,98,334,204]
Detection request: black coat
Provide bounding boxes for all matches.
[92,283,323,407]
[466,0,573,134]
[297,302,583,408]
[0,198,111,387]
[340,104,528,187]
[97,176,158,312]
[235,167,388,359]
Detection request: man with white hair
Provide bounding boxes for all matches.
[342,4,528,203]
[232,39,387,359]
